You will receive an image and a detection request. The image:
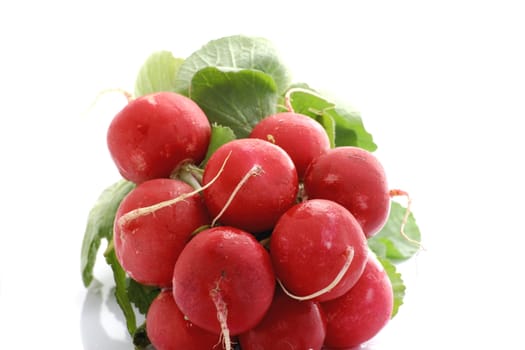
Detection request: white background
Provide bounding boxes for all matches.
[1,1,524,349]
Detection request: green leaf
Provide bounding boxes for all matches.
[190,67,278,138]
[285,88,377,151]
[80,180,135,287]
[327,106,377,151]
[134,51,184,97]
[319,113,337,148]
[378,257,406,318]
[368,201,422,262]
[132,322,151,350]
[104,240,137,335]
[127,278,160,315]
[201,124,237,166]
[175,35,290,95]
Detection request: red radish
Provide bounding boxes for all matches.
[238,286,327,350]
[107,91,211,184]
[270,199,368,302]
[303,146,390,237]
[202,138,298,233]
[321,252,394,349]
[113,178,209,287]
[146,290,219,350]
[249,112,330,178]
[172,226,275,348]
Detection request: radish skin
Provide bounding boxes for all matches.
[270,199,368,302]
[107,91,211,183]
[172,226,276,342]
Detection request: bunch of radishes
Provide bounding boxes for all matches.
[104,90,400,350]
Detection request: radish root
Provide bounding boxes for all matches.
[82,88,133,118]
[210,278,231,350]
[283,87,331,113]
[389,189,424,248]
[211,164,264,227]
[278,246,354,301]
[117,152,231,228]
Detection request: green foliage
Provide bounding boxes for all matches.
[368,201,422,262]
[201,124,237,166]
[284,87,377,151]
[174,34,291,95]
[190,67,278,138]
[80,180,135,287]
[134,51,184,96]
[378,257,406,318]
[127,279,160,315]
[104,242,137,335]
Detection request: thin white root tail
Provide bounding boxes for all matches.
[211,164,263,227]
[278,246,355,301]
[283,87,329,113]
[82,88,132,118]
[210,281,231,350]
[389,189,424,249]
[118,152,231,228]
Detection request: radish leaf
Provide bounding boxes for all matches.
[378,257,406,318]
[104,240,137,335]
[201,124,237,166]
[127,279,160,315]
[132,322,151,349]
[134,51,184,97]
[368,201,422,262]
[175,35,290,96]
[285,87,377,151]
[327,106,377,151]
[190,67,278,138]
[80,180,135,287]
[105,241,160,337]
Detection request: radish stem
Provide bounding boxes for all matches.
[178,170,202,191]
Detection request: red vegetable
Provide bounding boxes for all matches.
[239,286,327,350]
[107,92,211,183]
[321,253,394,349]
[146,290,219,350]
[270,199,368,302]
[202,138,298,233]
[249,112,330,178]
[113,178,209,287]
[172,226,275,348]
[304,146,390,237]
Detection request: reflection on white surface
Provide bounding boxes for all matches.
[80,281,131,350]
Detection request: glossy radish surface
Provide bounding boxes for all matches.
[321,253,394,349]
[239,286,327,350]
[146,290,219,350]
[113,178,210,287]
[304,146,390,237]
[249,112,330,178]
[202,138,298,233]
[172,226,275,338]
[107,92,211,183]
[270,199,368,302]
